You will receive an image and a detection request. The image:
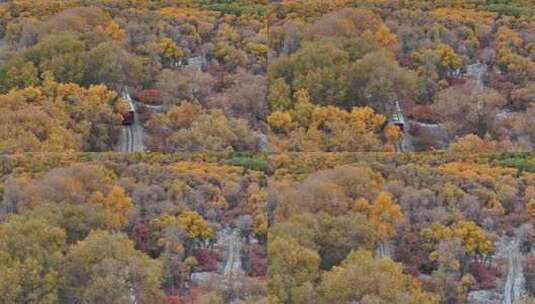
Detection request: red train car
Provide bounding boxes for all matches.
[122,110,134,125]
[121,87,136,125]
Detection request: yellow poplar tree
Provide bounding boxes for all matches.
[92,185,133,230]
[435,43,462,71]
[385,124,402,143]
[374,24,398,50]
[104,20,125,41]
[353,192,402,240]
[268,111,293,134]
[177,210,214,241]
[159,38,184,65]
[291,89,315,128]
[422,220,493,258]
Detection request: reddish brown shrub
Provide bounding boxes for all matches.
[193,248,221,272]
[164,296,181,304]
[245,243,267,277]
[408,105,440,124]
[490,72,514,99]
[469,262,500,289]
[206,64,229,91]
[446,77,467,86]
[135,89,162,105]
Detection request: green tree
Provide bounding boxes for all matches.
[85,41,144,90]
[61,230,163,304]
[269,77,292,111]
[347,51,418,113]
[269,39,350,106]
[0,54,39,92]
[214,42,248,70]
[268,235,320,304]
[320,250,440,304]
[270,212,379,269]
[0,215,66,304]
[28,33,87,84]
[24,202,107,244]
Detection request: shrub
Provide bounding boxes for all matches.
[408,105,440,124]
[468,262,500,289]
[135,89,162,105]
[193,248,221,272]
[245,243,267,277]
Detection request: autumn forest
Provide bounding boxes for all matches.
[0,0,534,304]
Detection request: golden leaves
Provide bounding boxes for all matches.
[158,38,184,62]
[177,210,214,241]
[268,88,388,152]
[431,8,497,27]
[449,134,498,154]
[268,111,293,134]
[102,20,125,41]
[353,192,403,240]
[422,220,493,257]
[92,185,133,230]
[374,24,398,50]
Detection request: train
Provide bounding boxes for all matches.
[121,88,135,126]
[122,109,134,125]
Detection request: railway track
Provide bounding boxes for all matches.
[118,88,146,153]
[221,229,244,280]
[502,237,525,304]
[124,125,135,152]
